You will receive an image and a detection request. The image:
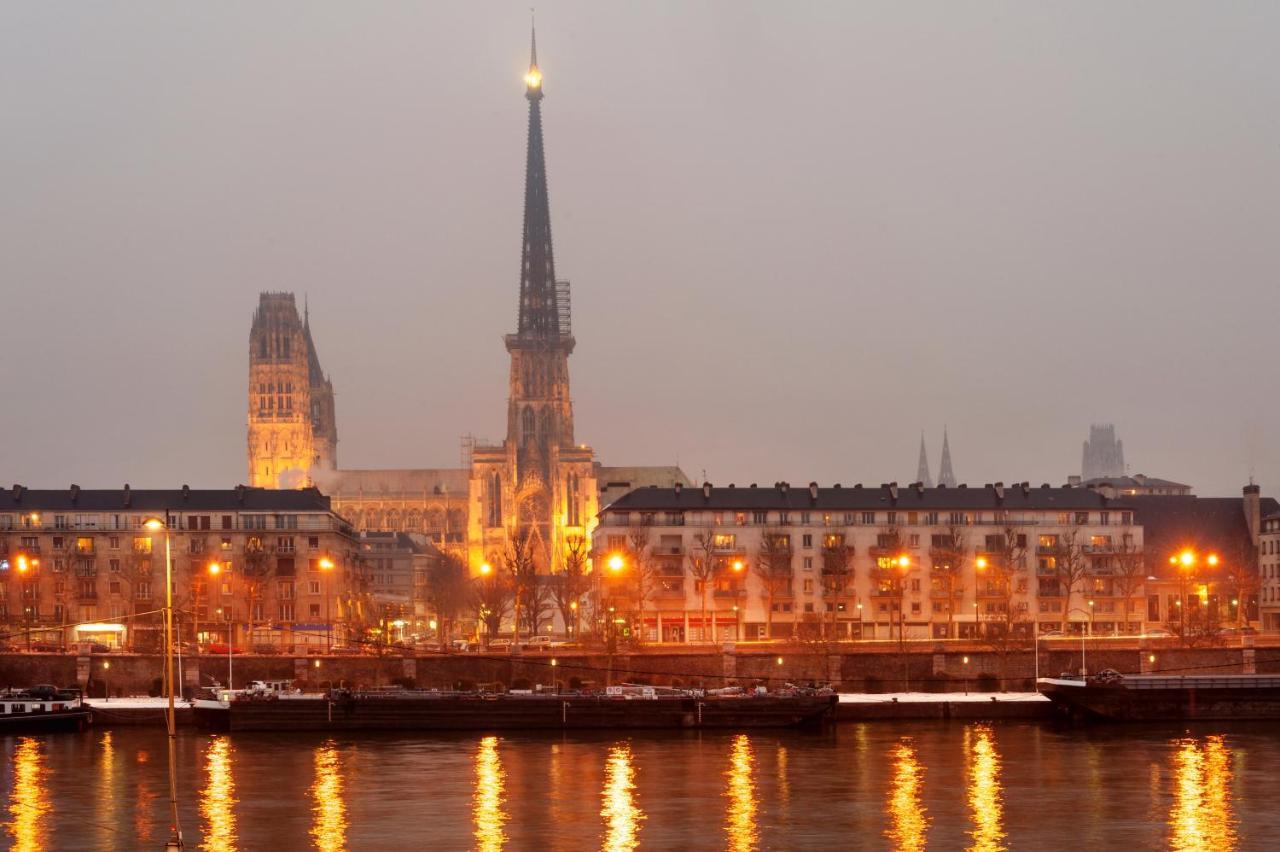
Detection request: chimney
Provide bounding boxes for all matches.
[674,481,682,497]
[993,482,1005,503]
[11,484,23,503]
[69,484,80,503]
[809,482,818,501]
[236,484,247,504]
[1067,475,1081,487]
[702,481,712,500]
[182,484,191,502]
[123,484,132,507]
[914,481,924,496]
[779,482,789,495]
[1243,484,1262,544]
[888,482,899,503]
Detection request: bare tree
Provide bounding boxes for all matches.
[1112,537,1146,635]
[473,562,513,647]
[626,525,657,644]
[870,525,909,640]
[550,534,591,640]
[820,533,854,640]
[755,532,794,640]
[1215,540,1258,631]
[687,525,720,644]
[977,526,1033,685]
[1052,528,1089,633]
[928,525,968,639]
[501,529,537,647]
[426,551,472,647]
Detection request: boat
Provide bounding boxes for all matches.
[1039,670,1280,721]
[193,685,838,732]
[0,685,93,733]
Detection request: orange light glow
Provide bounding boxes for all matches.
[207,562,221,576]
[732,560,745,572]
[1179,550,1195,568]
[318,558,335,571]
[975,557,988,571]
[1207,554,1220,567]
[479,562,492,576]
[608,554,625,572]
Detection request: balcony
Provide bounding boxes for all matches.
[1083,544,1120,554]
[76,591,99,602]
[654,545,684,556]
[75,544,95,556]
[713,588,746,599]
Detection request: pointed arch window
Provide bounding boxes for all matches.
[522,407,536,444]
[539,409,552,443]
[567,472,580,527]
[487,472,503,528]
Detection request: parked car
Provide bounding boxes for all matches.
[450,639,478,653]
[207,643,245,655]
[1038,630,1066,639]
[526,635,554,650]
[329,646,361,656]
[1221,626,1258,637]
[252,644,281,655]
[30,642,62,653]
[1142,628,1174,638]
[487,639,512,652]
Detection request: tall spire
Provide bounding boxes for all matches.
[514,17,565,341]
[938,427,957,488]
[916,433,934,488]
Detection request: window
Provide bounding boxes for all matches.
[712,534,736,550]
[310,581,321,595]
[802,557,813,570]
[752,512,768,525]
[803,578,814,593]
[309,604,321,618]
[778,512,790,525]
[862,512,875,524]
[1075,512,1089,525]
[800,512,811,524]
[802,534,813,548]
[136,582,151,599]
[108,536,120,550]
[308,536,319,549]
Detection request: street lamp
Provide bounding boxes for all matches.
[102,659,111,701]
[319,557,335,652]
[143,516,183,850]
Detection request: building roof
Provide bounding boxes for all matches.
[2,486,334,513]
[595,465,692,491]
[1084,475,1190,490]
[602,482,1125,513]
[1130,494,1279,575]
[319,468,470,499]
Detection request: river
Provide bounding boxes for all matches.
[2,722,1277,850]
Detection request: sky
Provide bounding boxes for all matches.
[2,1,1277,497]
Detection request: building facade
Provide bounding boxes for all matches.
[247,293,338,488]
[0,486,364,652]
[597,482,1149,642]
[1260,511,1280,632]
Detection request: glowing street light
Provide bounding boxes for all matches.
[732,559,744,572]
[142,516,183,850]
[479,562,493,576]
[608,554,625,572]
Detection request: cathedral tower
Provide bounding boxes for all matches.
[469,25,597,570]
[247,293,338,487]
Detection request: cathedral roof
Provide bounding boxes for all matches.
[321,468,470,499]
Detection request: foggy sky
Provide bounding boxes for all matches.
[2,2,1278,497]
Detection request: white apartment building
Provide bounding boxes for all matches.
[597,481,1145,643]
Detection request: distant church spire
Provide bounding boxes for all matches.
[938,427,957,488]
[514,15,565,340]
[916,433,934,488]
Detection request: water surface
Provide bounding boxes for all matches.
[2,722,1276,850]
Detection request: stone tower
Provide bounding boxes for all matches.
[247,293,338,487]
[937,428,957,488]
[915,434,933,488]
[469,25,597,571]
[1082,424,1124,481]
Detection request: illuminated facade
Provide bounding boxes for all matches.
[0,486,365,651]
[246,293,338,488]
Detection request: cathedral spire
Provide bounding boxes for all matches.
[916,433,934,488]
[938,427,957,488]
[514,17,565,342]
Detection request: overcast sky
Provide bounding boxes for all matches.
[2,2,1277,497]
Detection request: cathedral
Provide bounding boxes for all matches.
[246,29,687,571]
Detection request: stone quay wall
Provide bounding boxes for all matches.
[1,642,1274,698]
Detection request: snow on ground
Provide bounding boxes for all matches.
[86,697,192,709]
[837,691,1049,704]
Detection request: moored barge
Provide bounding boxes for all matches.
[1039,672,1280,722]
[1,686,92,733]
[194,687,838,732]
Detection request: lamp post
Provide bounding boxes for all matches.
[1066,606,1094,677]
[143,516,183,850]
[319,557,335,652]
[102,659,110,701]
[16,554,34,651]
[203,561,222,653]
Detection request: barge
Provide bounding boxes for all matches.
[1039,671,1280,721]
[1,685,92,733]
[193,686,838,732]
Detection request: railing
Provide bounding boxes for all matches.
[713,588,746,598]
[655,546,684,556]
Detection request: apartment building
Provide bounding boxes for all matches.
[0,485,364,651]
[1261,512,1280,632]
[597,481,1144,642]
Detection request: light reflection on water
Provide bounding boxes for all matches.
[1,725,1276,848]
[886,738,928,851]
[199,736,237,852]
[309,742,347,852]
[965,724,1005,852]
[473,735,507,851]
[724,734,758,851]
[1169,735,1237,852]
[4,738,49,852]
[601,743,644,851]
